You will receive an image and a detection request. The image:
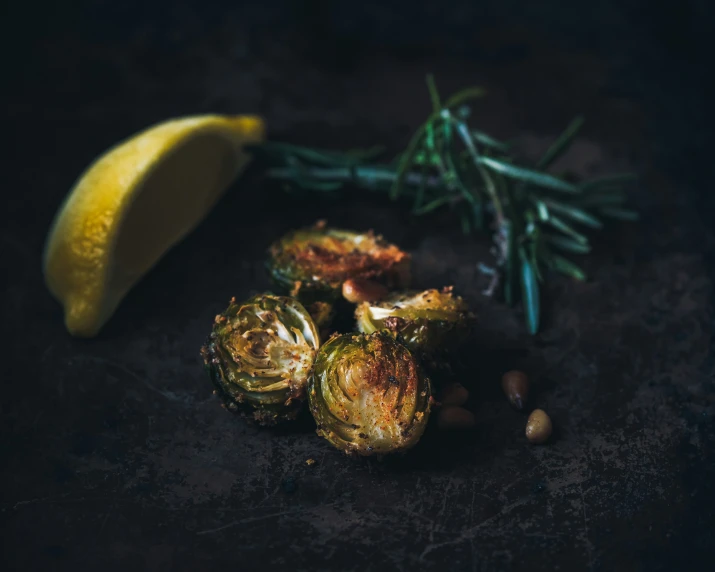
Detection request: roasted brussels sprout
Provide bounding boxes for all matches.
[200,294,320,425]
[267,222,410,326]
[355,286,473,356]
[308,331,431,456]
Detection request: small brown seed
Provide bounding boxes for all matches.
[502,370,529,410]
[525,409,552,444]
[439,382,469,407]
[437,406,476,429]
[342,278,388,303]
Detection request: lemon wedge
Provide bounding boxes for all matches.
[43,114,265,337]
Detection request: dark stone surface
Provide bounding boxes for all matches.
[2,2,715,570]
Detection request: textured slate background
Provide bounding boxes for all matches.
[2,1,715,570]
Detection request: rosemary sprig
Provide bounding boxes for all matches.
[247,76,638,334]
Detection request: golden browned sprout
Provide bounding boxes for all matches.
[439,382,469,407]
[525,409,552,444]
[308,331,431,456]
[355,286,473,357]
[341,278,389,304]
[437,406,476,429]
[267,224,410,330]
[200,294,320,425]
[502,370,529,410]
[268,224,410,305]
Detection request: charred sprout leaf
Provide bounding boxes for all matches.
[200,294,320,425]
[308,331,431,456]
[355,287,474,357]
[267,223,411,327]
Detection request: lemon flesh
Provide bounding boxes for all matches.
[43,115,265,337]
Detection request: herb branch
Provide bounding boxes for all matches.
[247,76,638,334]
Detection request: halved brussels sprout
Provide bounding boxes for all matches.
[355,287,473,356]
[308,331,431,456]
[267,222,410,326]
[200,294,320,425]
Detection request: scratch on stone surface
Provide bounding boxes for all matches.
[469,480,477,572]
[419,496,531,560]
[393,506,437,526]
[12,494,74,509]
[196,510,304,535]
[75,354,191,404]
[41,343,55,362]
[32,410,45,429]
[429,478,453,542]
[10,494,274,514]
[580,483,595,570]
[99,502,115,533]
[196,500,353,537]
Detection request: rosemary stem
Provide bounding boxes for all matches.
[266,166,445,190]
